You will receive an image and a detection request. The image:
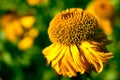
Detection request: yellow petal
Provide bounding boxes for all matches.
[42,44,55,56]
[80,41,104,73]
[43,44,63,64]
[51,45,67,67]
[59,63,67,76]
[104,52,114,59]
[62,47,77,77]
[70,45,85,74]
[53,63,61,75]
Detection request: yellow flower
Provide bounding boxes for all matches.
[1,13,15,27]
[4,24,17,42]
[1,12,38,50]
[18,36,34,50]
[42,8,113,77]
[19,16,35,29]
[24,28,39,38]
[26,0,48,6]
[86,0,114,19]
[99,19,113,35]
[1,13,24,42]
[4,20,24,42]
[11,20,24,37]
[86,0,115,35]
[17,28,38,50]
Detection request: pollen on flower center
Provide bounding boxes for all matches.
[48,8,98,45]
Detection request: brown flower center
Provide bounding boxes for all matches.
[48,8,98,45]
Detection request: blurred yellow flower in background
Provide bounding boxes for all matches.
[18,36,34,50]
[26,0,48,6]
[11,20,24,37]
[19,16,35,29]
[1,13,24,42]
[18,28,39,50]
[1,12,38,50]
[4,24,18,42]
[86,0,115,35]
[24,28,39,38]
[42,8,114,77]
[1,13,16,27]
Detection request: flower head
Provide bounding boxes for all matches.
[48,8,98,45]
[42,8,113,77]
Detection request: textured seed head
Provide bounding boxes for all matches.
[48,8,98,45]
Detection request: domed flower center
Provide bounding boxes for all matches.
[48,8,98,45]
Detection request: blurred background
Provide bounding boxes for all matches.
[0,0,120,80]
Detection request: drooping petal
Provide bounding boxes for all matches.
[53,46,77,77]
[42,41,113,77]
[59,62,67,76]
[51,45,67,67]
[63,47,77,77]
[51,46,67,75]
[42,44,55,55]
[104,52,114,59]
[42,43,63,64]
[53,62,61,75]
[80,44,103,73]
[70,45,85,74]
[79,41,113,73]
